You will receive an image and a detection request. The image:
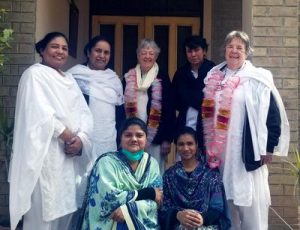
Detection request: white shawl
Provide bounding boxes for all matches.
[207,61,290,159]
[9,64,93,230]
[68,64,123,105]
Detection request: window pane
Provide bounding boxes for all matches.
[123,25,139,75]
[154,25,169,75]
[100,24,115,70]
[177,26,192,68]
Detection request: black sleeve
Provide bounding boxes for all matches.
[172,68,203,111]
[136,187,156,201]
[153,73,176,143]
[201,208,222,226]
[115,104,126,149]
[172,61,215,111]
[266,93,281,153]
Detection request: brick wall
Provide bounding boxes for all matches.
[252,0,299,229]
[0,0,36,217]
[211,0,242,64]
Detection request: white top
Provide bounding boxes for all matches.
[185,69,199,130]
[68,64,124,158]
[9,63,93,230]
[205,60,290,206]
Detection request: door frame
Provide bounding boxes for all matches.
[92,15,200,78]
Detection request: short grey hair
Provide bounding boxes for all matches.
[136,38,160,57]
[223,31,253,56]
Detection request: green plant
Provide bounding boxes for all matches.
[0,107,13,175]
[283,148,300,196]
[0,9,13,68]
[0,8,13,174]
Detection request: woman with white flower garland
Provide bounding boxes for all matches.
[202,31,290,230]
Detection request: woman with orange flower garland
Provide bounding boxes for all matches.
[202,31,290,230]
[123,38,176,173]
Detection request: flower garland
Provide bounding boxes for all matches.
[202,69,240,168]
[124,69,162,145]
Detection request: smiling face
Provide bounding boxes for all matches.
[225,37,247,70]
[87,40,111,70]
[121,124,147,153]
[137,46,157,73]
[176,133,198,161]
[40,36,68,70]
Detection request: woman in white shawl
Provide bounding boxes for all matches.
[9,32,93,230]
[123,39,176,173]
[68,35,124,160]
[201,31,289,230]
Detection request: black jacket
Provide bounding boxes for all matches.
[242,93,281,171]
[172,59,215,151]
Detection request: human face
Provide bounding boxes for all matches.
[87,40,111,70]
[186,46,206,69]
[41,36,68,70]
[225,37,247,70]
[137,46,157,73]
[176,134,198,161]
[121,125,147,153]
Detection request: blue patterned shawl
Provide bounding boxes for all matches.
[80,151,162,230]
[160,162,230,230]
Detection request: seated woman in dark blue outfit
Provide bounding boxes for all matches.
[159,127,230,230]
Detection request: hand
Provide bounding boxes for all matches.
[111,207,125,223]
[64,136,83,156]
[154,188,163,206]
[261,153,273,165]
[59,128,74,142]
[160,141,171,156]
[176,209,203,229]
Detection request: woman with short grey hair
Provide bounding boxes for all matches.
[123,38,175,174]
[202,30,289,229]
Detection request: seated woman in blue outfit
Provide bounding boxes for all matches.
[159,127,230,230]
[79,117,163,230]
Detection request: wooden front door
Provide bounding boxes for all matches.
[92,16,200,167]
[92,16,200,78]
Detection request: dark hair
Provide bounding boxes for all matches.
[35,32,68,56]
[84,35,111,60]
[119,117,148,137]
[175,126,198,145]
[184,35,209,52]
